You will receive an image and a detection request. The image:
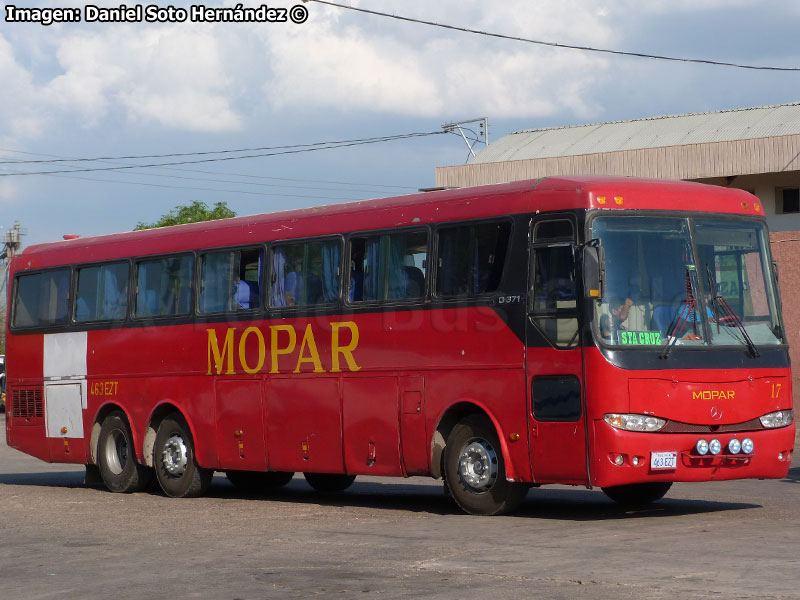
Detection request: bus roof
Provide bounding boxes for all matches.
[17,176,762,269]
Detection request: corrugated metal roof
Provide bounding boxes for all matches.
[470,102,800,164]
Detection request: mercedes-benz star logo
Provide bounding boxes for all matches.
[710,405,723,421]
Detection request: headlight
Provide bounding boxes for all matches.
[696,439,709,455]
[604,414,667,432]
[728,438,741,454]
[709,439,722,455]
[759,410,794,429]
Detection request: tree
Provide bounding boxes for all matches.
[134,201,236,230]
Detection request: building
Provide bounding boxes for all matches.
[436,103,800,394]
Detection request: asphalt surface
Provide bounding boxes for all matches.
[1,414,798,600]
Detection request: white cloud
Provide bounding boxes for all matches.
[260,0,612,119]
[45,26,242,131]
[0,35,49,140]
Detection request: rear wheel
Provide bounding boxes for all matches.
[97,412,153,493]
[153,414,212,498]
[226,470,294,492]
[303,473,356,493]
[444,414,528,515]
[602,482,673,506]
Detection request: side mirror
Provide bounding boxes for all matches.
[582,239,605,300]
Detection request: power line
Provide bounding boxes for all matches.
[0,165,368,201]
[0,148,418,191]
[0,130,444,177]
[306,0,800,72]
[0,132,441,166]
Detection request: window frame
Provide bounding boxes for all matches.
[72,259,133,324]
[343,225,431,308]
[196,244,266,316]
[267,235,345,312]
[10,266,74,332]
[529,213,581,350]
[432,217,514,301]
[777,187,800,215]
[131,251,196,322]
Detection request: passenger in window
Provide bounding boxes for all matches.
[600,296,634,340]
[285,257,304,306]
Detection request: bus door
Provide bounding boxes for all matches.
[526,217,588,484]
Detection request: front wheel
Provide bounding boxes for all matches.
[153,414,212,498]
[444,415,528,515]
[303,473,356,493]
[97,411,153,493]
[602,482,673,506]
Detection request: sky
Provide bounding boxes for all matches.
[1,0,800,248]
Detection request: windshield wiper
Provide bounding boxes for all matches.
[660,266,700,360]
[705,265,759,358]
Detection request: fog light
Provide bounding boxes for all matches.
[778,452,785,461]
[615,454,624,466]
[632,456,640,466]
[728,438,741,454]
[709,439,722,455]
[742,438,754,454]
[696,439,709,455]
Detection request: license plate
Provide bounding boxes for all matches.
[650,451,677,470]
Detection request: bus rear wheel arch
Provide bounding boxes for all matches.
[97,411,153,493]
[153,413,212,498]
[443,414,528,515]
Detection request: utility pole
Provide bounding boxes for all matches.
[441,117,489,163]
[0,223,22,354]
[2,222,22,260]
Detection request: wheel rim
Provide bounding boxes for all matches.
[161,434,189,477]
[103,429,128,475]
[458,438,498,492]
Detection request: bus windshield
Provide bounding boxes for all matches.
[592,215,784,349]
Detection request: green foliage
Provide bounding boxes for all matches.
[134,201,236,230]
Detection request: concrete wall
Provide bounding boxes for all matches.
[769,232,800,399]
[693,172,800,232]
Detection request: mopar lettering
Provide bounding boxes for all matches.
[692,390,735,400]
[207,321,361,375]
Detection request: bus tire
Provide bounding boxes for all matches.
[97,411,153,493]
[226,470,294,492]
[153,414,212,498]
[303,472,356,493]
[602,482,673,506]
[444,414,527,515]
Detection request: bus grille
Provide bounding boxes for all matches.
[661,417,763,433]
[11,388,44,419]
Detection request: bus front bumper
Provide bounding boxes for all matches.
[592,421,795,488]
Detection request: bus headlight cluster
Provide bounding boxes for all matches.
[696,437,753,456]
[604,414,667,432]
[759,410,794,428]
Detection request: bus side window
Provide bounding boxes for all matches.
[75,262,129,322]
[13,269,71,329]
[135,255,193,318]
[199,248,262,313]
[348,230,428,303]
[531,246,579,348]
[437,221,510,297]
[270,240,340,308]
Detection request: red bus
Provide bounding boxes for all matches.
[4,176,794,515]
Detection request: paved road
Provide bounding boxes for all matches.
[1,414,798,600]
